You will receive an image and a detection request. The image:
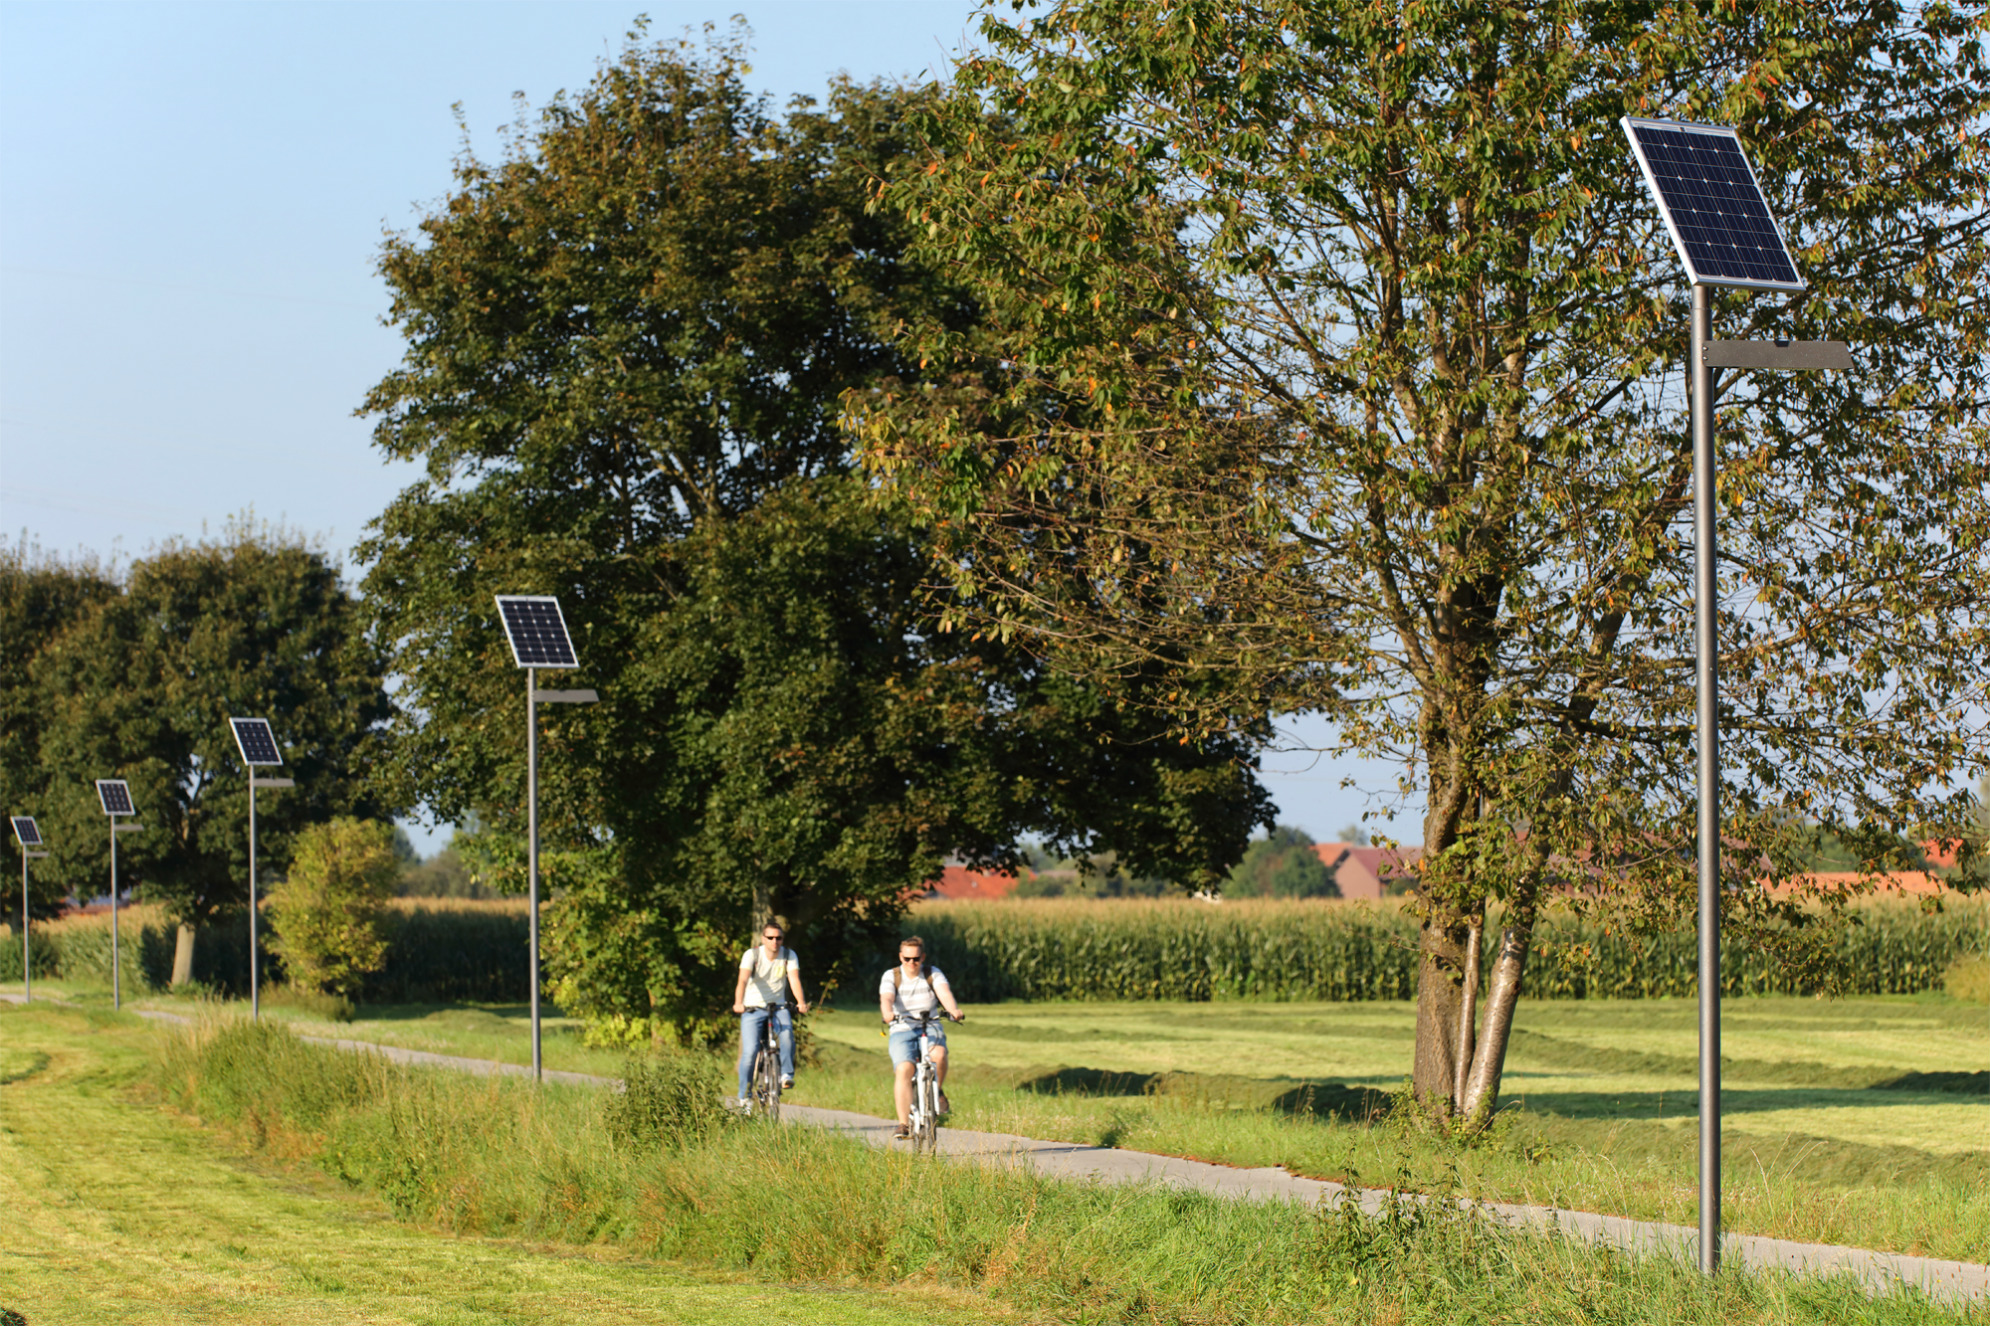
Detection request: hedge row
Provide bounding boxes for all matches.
[907,897,1990,1003]
[0,900,531,1003]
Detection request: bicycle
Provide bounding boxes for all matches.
[894,1010,959,1153]
[744,1003,791,1122]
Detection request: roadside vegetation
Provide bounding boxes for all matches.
[123,1007,1971,1325]
[38,970,1983,1265]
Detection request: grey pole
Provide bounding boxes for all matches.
[19,850,28,1003]
[249,778,260,1019]
[1691,282,1722,1274]
[110,815,121,1012]
[527,666,541,1082]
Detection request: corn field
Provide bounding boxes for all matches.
[7,894,1982,1005]
[0,898,530,1002]
[905,896,1990,1003]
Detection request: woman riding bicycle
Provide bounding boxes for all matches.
[879,935,963,1140]
[734,921,808,1104]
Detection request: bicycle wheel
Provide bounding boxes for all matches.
[913,1068,939,1153]
[752,1041,781,1122]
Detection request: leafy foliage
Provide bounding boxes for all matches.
[358,27,1271,1039]
[603,1054,734,1150]
[13,523,394,931]
[267,818,399,998]
[0,540,117,922]
[855,0,1990,1119]
[1226,825,1339,898]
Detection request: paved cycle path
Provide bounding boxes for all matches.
[84,1004,1985,1306]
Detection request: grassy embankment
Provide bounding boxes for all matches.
[82,985,1981,1264]
[7,1001,1973,1326]
[0,1003,1013,1325]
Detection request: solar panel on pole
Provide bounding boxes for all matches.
[230,717,284,767]
[14,815,43,1002]
[495,596,579,669]
[96,780,134,816]
[228,717,289,1018]
[1622,117,1804,292]
[494,592,597,1082]
[1622,115,1848,1278]
[95,779,135,1009]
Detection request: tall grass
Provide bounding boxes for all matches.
[909,897,1990,1002]
[148,1019,1975,1324]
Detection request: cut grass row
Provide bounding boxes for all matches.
[0,1004,1006,1325]
[115,1006,1983,1324]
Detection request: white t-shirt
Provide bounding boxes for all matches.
[880,964,951,1024]
[739,945,798,1008]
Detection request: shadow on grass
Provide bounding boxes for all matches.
[1015,1066,1393,1121]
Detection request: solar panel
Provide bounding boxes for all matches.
[1622,117,1804,292]
[230,717,284,767]
[495,595,579,668]
[11,816,41,848]
[96,780,134,816]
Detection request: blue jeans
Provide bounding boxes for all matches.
[738,1004,794,1097]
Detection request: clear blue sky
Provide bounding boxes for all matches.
[0,0,1417,852]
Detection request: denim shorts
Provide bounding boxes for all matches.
[888,1019,947,1065]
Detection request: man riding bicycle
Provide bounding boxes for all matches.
[879,935,963,1140]
[734,921,808,1103]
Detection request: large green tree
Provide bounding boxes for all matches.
[31,523,396,982]
[856,0,1990,1123]
[1,541,118,924]
[359,26,1269,1038]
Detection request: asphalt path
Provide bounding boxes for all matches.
[13,997,1981,1306]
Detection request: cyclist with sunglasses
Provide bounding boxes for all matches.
[733,922,808,1102]
[879,935,964,1139]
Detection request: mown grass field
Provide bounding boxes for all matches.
[6,1001,1973,1326]
[0,1004,1017,1325]
[60,976,1989,1264]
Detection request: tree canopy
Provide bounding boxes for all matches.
[854,0,1990,1121]
[359,26,1271,1038]
[10,524,394,973]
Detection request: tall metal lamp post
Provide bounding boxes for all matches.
[12,816,49,1001]
[95,779,145,1010]
[230,717,294,1018]
[494,595,597,1080]
[1622,117,1852,1273]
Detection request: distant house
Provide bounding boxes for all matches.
[1772,870,1958,899]
[920,864,1022,901]
[1309,843,1421,901]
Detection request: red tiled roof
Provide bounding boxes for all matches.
[1310,843,1421,901]
[923,865,1022,900]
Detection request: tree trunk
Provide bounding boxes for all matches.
[1411,902,1476,1112]
[1412,894,1538,1128]
[1459,920,1534,1125]
[170,922,197,987]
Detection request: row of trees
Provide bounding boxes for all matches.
[1,528,393,982]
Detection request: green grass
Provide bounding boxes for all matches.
[783,996,1990,1264]
[125,1008,1980,1324]
[33,980,1990,1262]
[0,1003,1014,1325]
